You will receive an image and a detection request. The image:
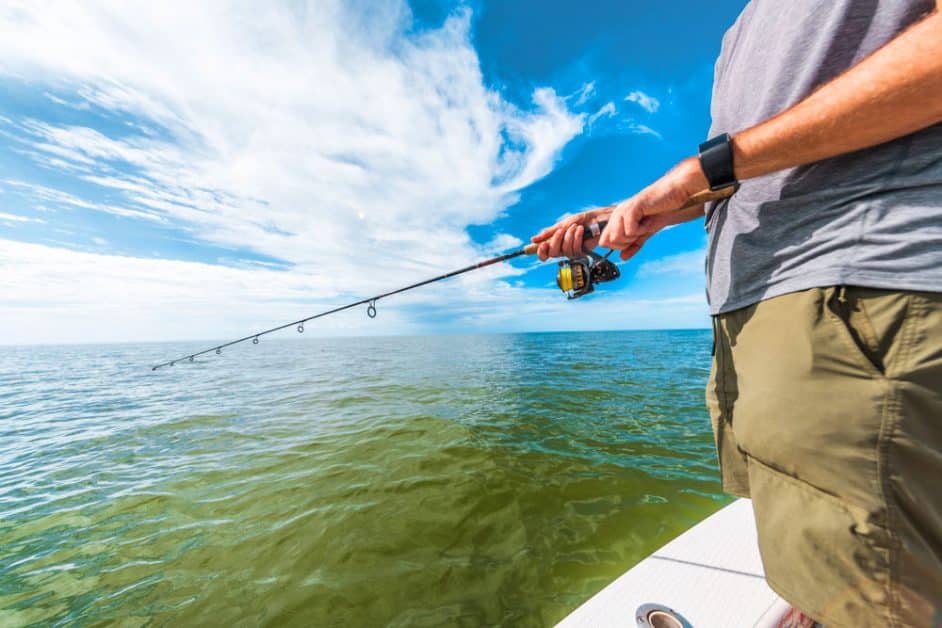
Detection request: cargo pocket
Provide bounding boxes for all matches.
[823,286,892,377]
[747,455,892,627]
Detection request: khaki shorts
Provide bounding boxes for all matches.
[707,286,942,627]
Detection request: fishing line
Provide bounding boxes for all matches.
[152,221,611,370]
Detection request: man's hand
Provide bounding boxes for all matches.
[604,204,707,262]
[598,157,710,259]
[532,157,712,262]
[531,206,613,261]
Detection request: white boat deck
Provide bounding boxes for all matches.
[557,499,788,628]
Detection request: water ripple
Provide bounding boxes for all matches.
[0,331,728,626]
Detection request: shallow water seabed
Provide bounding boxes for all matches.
[0,331,729,627]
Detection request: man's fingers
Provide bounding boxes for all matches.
[562,225,575,258]
[531,226,558,243]
[571,225,585,256]
[619,233,652,261]
[533,218,576,243]
[532,213,585,243]
[547,227,565,258]
[534,222,591,259]
[599,201,640,248]
[621,206,636,240]
[561,224,585,257]
[531,226,557,243]
[599,220,616,248]
[599,228,613,248]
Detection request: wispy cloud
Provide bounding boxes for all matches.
[573,81,596,106]
[625,90,660,114]
[623,120,662,140]
[483,233,524,253]
[3,178,165,222]
[0,211,45,224]
[587,102,616,127]
[636,248,705,277]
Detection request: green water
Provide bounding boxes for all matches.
[0,331,729,626]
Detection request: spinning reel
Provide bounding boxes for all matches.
[556,249,620,300]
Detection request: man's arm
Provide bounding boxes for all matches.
[596,5,942,253]
[732,5,942,181]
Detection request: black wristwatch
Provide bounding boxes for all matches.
[698,133,738,192]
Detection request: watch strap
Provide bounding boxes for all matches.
[698,133,738,192]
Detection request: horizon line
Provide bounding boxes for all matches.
[0,326,712,349]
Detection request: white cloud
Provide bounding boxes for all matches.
[4,178,165,222]
[625,90,660,113]
[613,119,663,140]
[0,1,590,342]
[587,102,616,127]
[483,233,524,253]
[0,238,709,346]
[0,211,44,224]
[0,238,463,344]
[636,248,705,277]
[573,81,596,106]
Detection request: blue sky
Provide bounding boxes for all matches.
[0,1,747,344]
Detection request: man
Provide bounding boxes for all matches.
[532,1,942,626]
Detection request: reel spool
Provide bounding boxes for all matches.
[556,250,620,299]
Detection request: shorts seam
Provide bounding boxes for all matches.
[875,374,897,626]
[880,293,920,626]
[716,317,731,422]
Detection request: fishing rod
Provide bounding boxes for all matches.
[152,188,733,370]
[151,222,612,370]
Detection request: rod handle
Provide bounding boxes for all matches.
[522,219,608,256]
[677,185,736,210]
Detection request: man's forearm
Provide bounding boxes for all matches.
[663,205,704,227]
[732,8,942,181]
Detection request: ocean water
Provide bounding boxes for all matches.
[0,331,729,627]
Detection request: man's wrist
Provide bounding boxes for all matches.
[680,156,711,193]
[663,205,708,226]
[698,133,739,191]
[585,206,613,222]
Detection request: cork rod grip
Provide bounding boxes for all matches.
[678,186,736,210]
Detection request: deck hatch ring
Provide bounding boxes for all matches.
[635,603,692,628]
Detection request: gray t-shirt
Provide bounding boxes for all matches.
[706,0,942,314]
